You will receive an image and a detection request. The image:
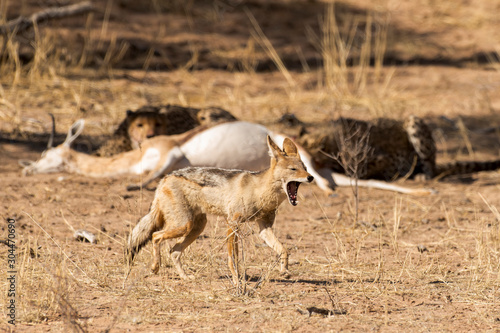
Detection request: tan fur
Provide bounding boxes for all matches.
[22,120,209,179]
[127,137,314,284]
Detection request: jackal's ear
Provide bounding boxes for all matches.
[267,135,282,159]
[282,138,298,156]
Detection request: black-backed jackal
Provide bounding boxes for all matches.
[128,136,314,283]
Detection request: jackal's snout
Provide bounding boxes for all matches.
[285,173,313,207]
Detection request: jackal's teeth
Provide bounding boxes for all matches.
[286,181,300,206]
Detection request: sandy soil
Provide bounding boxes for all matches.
[1,0,500,332]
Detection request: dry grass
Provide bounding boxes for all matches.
[1,0,500,331]
[3,177,500,331]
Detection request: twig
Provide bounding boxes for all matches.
[479,193,500,222]
[0,1,93,35]
[61,209,76,233]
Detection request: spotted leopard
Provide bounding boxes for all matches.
[287,114,500,180]
[95,105,237,157]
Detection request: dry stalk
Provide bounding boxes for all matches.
[77,12,94,68]
[100,34,130,74]
[456,116,474,157]
[245,8,296,89]
[97,0,113,51]
[313,192,348,264]
[326,118,372,225]
[374,228,384,283]
[307,2,390,99]
[392,197,402,258]
[51,271,86,333]
[24,211,99,286]
[0,33,22,87]
[15,235,82,325]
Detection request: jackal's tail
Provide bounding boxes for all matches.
[436,159,500,178]
[127,205,162,262]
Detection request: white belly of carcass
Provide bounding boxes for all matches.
[181,121,271,171]
[130,147,161,174]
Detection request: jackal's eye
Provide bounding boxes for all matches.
[289,167,297,171]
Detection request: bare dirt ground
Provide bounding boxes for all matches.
[1,0,500,332]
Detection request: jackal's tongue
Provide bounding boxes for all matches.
[287,181,300,206]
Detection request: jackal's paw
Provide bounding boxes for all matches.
[280,270,292,279]
[151,264,160,274]
[324,189,335,196]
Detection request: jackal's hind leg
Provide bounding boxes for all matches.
[169,214,208,280]
[257,220,290,278]
[151,218,196,276]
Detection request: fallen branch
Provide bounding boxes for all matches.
[0,1,93,35]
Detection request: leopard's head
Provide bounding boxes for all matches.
[126,110,167,149]
[196,107,237,126]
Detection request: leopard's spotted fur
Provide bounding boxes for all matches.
[290,115,500,180]
[297,117,425,180]
[196,107,237,125]
[95,105,237,157]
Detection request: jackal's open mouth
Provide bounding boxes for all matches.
[287,181,301,206]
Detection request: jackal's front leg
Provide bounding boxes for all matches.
[227,227,240,285]
[257,221,290,278]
